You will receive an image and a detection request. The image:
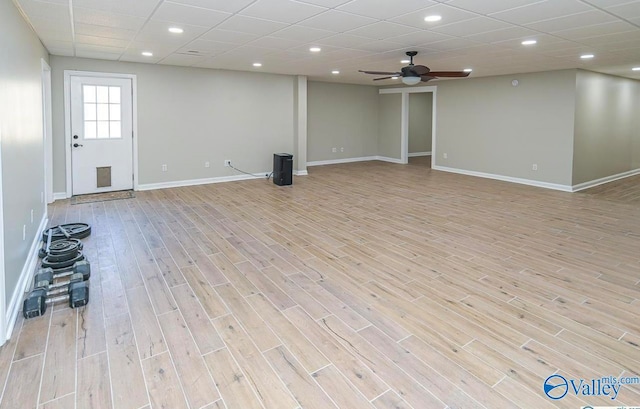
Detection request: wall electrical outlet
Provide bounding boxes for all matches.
[205,161,210,168]
[224,160,231,167]
[332,147,337,153]
[532,164,538,171]
[161,164,167,172]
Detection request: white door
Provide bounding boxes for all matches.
[70,75,133,195]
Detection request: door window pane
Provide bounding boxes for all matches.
[84,121,97,139]
[83,85,96,103]
[109,86,121,103]
[97,121,110,138]
[109,104,121,121]
[84,103,96,121]
[97,103,109,120]
[96,86,109,103]
[110,121,121,138]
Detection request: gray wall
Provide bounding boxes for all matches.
[378,93,402,160]
[435,70,577,186]
[408,92,432,154]
[50,56,295,190]
[573,70,640,185]
[307,81,379,162]
[0,0,49,308]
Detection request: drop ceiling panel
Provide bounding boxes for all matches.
[216,15,289,36]
[431,16,512,37]
[315,33,372,48]
[337,0,438,20]
[72,0,160,18]
[467,26,539,43]
[159,53,205,66]
[201,29,260,44]
[15,0,69,20]
[240,0,327,23]
[74,34,130,48]
[553,20,638,40]
[296,10,377,32]
[246,36,309,50]
[135,21,208,44]
[75,50,122,60]
[294,0,353,8]
[168,0,256,14]
[269,25,335,42]
[387,30,453,46]
[176,39,236,55]
[152,2,231,28]
[29,16,72,34]
[345,22,421,40]
[74,23,138,41]
[390,4,478,29]
[444,0,546,15]
[605,1,640,19]
[73,7,147,31]
[489,0,592,25]
[525,10,617,32]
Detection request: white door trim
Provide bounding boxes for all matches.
[63,70,138,198]
[0,128,5,344]
[42,59,53,204]
[379,85,437,166]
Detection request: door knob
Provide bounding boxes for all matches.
[73,143,83,148]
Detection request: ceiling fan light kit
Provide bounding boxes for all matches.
[359,51,470,86]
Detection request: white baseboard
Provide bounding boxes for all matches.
[408,151,432,157]
[307,156,405,167]
[137,172,270,191]
[53,192,67,201]
[307,156,378,167]
[294,170,308,176]
[571,168,640,192]
[5,214,48,341]
[433,165,573,192]
[377,156,404,164]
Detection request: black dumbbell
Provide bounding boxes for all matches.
[35,260,91,284]
[22,273,90,319]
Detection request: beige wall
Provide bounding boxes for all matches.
[573,70,640,185]
[378,93,402,160]
[435,70,577,186]
[50,56,296,190]
[408,92,432,154]
[307,81,378,162]
[0,0,49,308]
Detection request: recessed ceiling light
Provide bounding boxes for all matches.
[463,68,473,73]
[391,76,399,79]
[253,62,262,67]
[331,70,339,74]
[580,54,594,59]
[424,15,442,22]
[632,67,640,71]
[168,27,184,34]
[310,47,321,52]
[141,51,153,57]
[521,40,537,45]
[401,59,410,64]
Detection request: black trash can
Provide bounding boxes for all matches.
[273,153,293,186]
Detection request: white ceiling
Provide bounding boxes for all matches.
[15,0,640,84]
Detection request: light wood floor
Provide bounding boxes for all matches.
[1,160,639,409]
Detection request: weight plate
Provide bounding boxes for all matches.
[41,238,83,262]
[42,223,91,242]
[41,251,85,270]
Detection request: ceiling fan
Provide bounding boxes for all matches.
[359,51,470,85]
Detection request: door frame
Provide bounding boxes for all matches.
[63,70,139,198]
[379,85,437,165]
[42,59,53,204]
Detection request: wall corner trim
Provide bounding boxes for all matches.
[433,165,573,192]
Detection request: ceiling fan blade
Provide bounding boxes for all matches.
[373,76,395,81]
[420,76,436,82]
[428,71,471,78]
[411,65,430,75]
[359,70,401,75]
